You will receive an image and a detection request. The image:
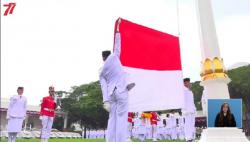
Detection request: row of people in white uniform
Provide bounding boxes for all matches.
[83,112,186,140]
[84,130,107,139]
[130,112,187,141]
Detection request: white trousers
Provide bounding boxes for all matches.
[8,132,17,142]
[41,116,54,139]
[177,126,185,140]
[107,89,128,142]
[152,124,157,139]
[127,122,133,138]
[170,127,177,140]
[138,134,146,142]
[184,113,195,141]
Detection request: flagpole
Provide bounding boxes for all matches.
[176,0,180,36]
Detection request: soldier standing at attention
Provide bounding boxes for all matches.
[182,78,196,142]
[40,86,57,142]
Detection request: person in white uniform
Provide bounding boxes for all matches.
[137,116,147,142]
[164,114,172,140]
[177,112,185,140]
[201,89,208,116]
[169,112,177,140]
[182,78,196,142]
[133,113,141,139]
[157,115,166,140]
[99,19,135,142]
[6,87,27,142]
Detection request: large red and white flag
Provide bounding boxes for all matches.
[114,18,184,112]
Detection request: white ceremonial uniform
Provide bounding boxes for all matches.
[96,130,99,139]
[133,117,140,139]
[182,86,196,141]
[164,117,172,140]
[6,95,27,142]
[157,118,166,140]
[89,130,93,138]
[146,120,152,139]
[177,115,185,140]
[169,114,177,140]
[85,130,89,138]
[201,90,208,116]
[99,33,129,142]
[137,119,147,142]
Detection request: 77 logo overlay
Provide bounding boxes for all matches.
[3,3,16,16]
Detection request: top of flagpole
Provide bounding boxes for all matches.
[176,0,180,36]
[116,17,121,32]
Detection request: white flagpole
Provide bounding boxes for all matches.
[176,0,180,36]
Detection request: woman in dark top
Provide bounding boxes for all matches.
[214,102,236,127]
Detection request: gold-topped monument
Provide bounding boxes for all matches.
[196,0,231,99]
[200,57,228,81]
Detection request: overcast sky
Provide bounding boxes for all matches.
[1,0,250,105]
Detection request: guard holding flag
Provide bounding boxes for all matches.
[99,18,135,142]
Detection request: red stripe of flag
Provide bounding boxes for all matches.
[115,18,182,71]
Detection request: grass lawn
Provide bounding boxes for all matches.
[0,139,185,142]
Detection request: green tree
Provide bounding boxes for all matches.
[53,116,64,131]
[60,82,108,138]
[191,81,203,111]
[228,65,250,136]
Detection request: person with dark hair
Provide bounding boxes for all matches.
[40,86,57,142]
[182,78,196,142]
[6,87,27,142]
[99,19,135,142]
[214,102,236,127]
[177,111,185,140]
[150,111,159,141]
[127,112,134,140]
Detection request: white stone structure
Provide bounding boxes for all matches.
[196,0,230,100]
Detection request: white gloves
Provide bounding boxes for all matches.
[39,115,43,120]
[103,102,111,112]
[127,83,136,91]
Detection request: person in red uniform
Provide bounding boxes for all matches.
[40,86,57,142]
[127,112,134,142]
[150,112,159,141]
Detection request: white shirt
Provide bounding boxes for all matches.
[99,33,128,102]
[7,95,27,118]
[182,87,196,114]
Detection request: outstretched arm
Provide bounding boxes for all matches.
[100,75,108,102]
[113,32,121,57]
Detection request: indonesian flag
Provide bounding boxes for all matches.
[114,18,185,112]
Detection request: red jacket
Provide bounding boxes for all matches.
[40,96,56,117]
[128,112,134,123]
[150,112,158,125]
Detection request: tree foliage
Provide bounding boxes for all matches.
[228,65,250,136]
[60,81,108,133]
[191,81,203,110]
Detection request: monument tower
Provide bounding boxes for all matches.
[196,0,230,99]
